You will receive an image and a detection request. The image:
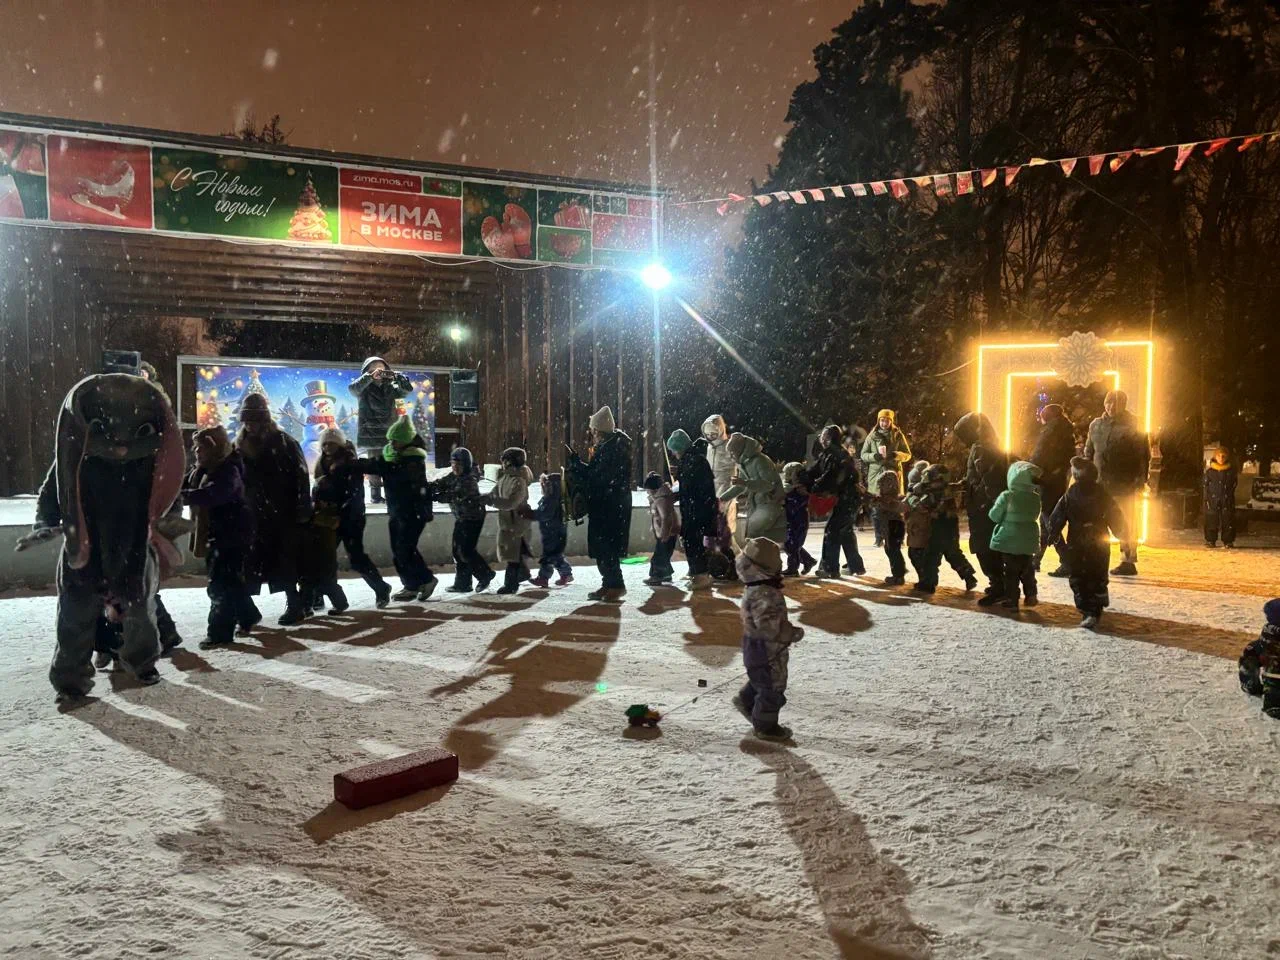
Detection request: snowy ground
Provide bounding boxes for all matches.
[2,528,1278,959]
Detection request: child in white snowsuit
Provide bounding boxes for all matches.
[643,471,681,585]
[732,537,804,741]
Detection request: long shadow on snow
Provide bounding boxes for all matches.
[65,676,844,956]
[744,740,932,959]
[429,602,621,770]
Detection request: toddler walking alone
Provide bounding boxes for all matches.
[731,537,804,742]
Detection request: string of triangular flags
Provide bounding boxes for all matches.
[674,131,1280,215]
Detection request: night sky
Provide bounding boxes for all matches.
[3,0,853,206]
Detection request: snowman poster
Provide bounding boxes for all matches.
[186,359,438,471]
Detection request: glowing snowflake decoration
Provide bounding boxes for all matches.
[1054,331,1109,387]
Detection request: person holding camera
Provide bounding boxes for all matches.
[349,357,414,504]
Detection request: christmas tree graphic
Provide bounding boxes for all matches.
[228,368,272,437]
[279,397,306,442]
[287,173,332,243]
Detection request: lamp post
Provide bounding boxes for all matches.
[641,263,672,477]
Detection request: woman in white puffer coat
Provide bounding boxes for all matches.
[488,447,534,594]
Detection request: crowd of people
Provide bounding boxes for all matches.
[25,356,1278,734]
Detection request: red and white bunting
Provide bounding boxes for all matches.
[693,129,1280,214]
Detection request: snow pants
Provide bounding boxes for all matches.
[452,515,491,589]
[917,516,976,590]
[52,552,160,697]
[340,516,390,596]
[389,512,433,590]
[207,544,261,644]
[821,498,863,574]
[1205,502,1236,547]
[1000,552,1037,602]
[1067,541,1111,617]
[739,634,789,730]
[882,513,906,579]
[968,511,1003,593]
[649,536,677,580]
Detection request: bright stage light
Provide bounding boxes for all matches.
[448,325,464,343]
[640,263,672,290]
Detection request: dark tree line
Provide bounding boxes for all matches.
[721,0,1280,482]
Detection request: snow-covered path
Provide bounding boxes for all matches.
[2,530,1278,959]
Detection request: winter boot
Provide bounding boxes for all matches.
[913,583,935,594]
[884,575,906,586]
[690,574,712,591]
[236,611,262,638]
[800,556,816,576]
[1022,593,1039,607]
[278,606,308,627]
[964,575,979,591]
[1080,615,1100,630]
[1111,561,1138,577]
[93,650,115,669]
[374,586,392,608]
[1047,566,1070,578]
[529,576,551,588]
[495,565,522,595]
[555,573,574,587]
[731,694,752,722]
[753,723,793,742]
[136,668,162,686]
[446,580,473,594]
[327,584,350,615]
[977,592,1005,607]
[416,577,439,602]
[1240,640,1265,696]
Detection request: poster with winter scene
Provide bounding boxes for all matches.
[338,167,463,255]
[47,135,153,228]
[184,359,436,471]
[0,130,48,221]
[152,149,339,244]
[462,181,537,260]
[536,189,593,264]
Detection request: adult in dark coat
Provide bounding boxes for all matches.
[810,424,865,577]
[567,405,633,601]
[236,392,312,624]
[953,411,1009,598]
[348,356,413,503]
[1030,403,1077,577]
[1083,389,1149,576]
[666,428,718,588]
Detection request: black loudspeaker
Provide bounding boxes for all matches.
[102,349,141,375]
[449,369,479,415]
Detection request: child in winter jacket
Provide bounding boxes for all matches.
[1239,599,1280,718]
[873,472,908,585]
[358,415,436,602]
[529,473,573,588]
[1203,446,1238,548]
[643,471,681,585]
[1042,457,1128,629]
[781,462,817,577]
[301,458,348,616]
[434,446,492,593]
[909,463,978,594]
[183,426,260,649]
[904,461,933,583]
[731,537,803,741]
[983,460,1043,609]
[313,428,391,608]
[487,447,534,595]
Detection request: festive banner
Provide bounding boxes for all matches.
[1004,166,1020,187]
[536,189,593,264]
[0,130,47,220]
[0,120,663,269]
[956,171,974,195]
[1088,155,1106,176]
[48,135,153,229]
[980,168,998,188]
[1174,144,1195,171]
[1059,158,1078,177]
[338,167,463,255]
[153,148,339,243]
[1108,151,1132,173]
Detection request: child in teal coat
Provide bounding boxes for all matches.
[981,460,1043,609]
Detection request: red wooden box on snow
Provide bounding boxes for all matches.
[334,747,459,810]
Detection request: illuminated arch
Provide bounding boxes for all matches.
[974,335,1157,543]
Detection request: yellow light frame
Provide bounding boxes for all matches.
[975,338,1156,544]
